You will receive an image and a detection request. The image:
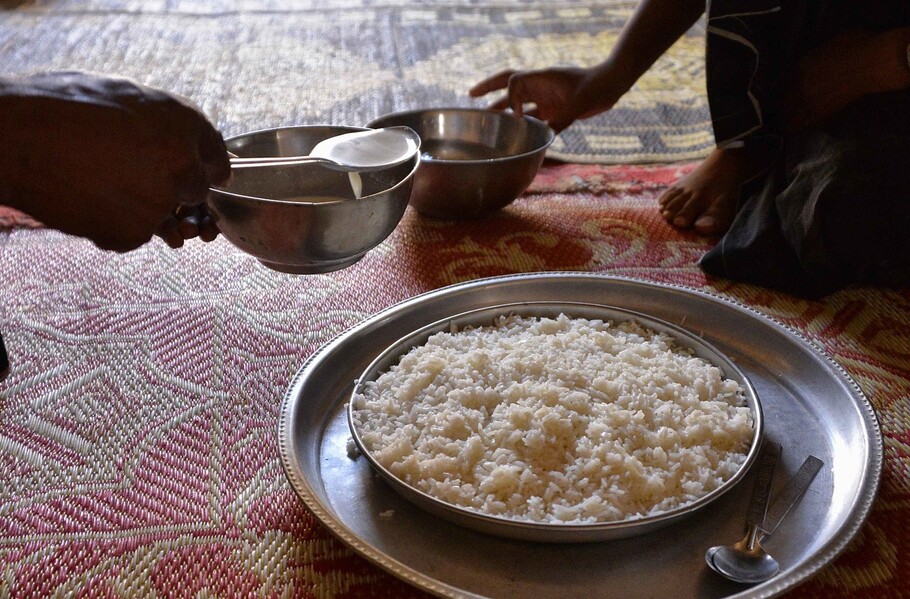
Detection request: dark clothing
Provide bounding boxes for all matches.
[699,0,910,297]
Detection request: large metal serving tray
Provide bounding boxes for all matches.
[278,273,881,599]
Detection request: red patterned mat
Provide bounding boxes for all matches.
[0,163,908,597]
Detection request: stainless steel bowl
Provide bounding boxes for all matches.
[367,108,555,220]
[348,302,764,543]
[207,125,418,274]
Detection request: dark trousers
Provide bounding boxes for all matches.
[700,0,910,297]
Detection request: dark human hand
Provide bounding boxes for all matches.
[784,28,910,133]
[155,204,221,249]
[0,71,231,252]
[469,66,615,133]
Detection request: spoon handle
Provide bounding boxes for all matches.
[762,455,824,536]
[747,441,782,529]
[229,156,331,169]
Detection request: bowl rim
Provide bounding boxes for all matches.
[367,107,556,165]
[347,301,764,543]
[208,124,420,205]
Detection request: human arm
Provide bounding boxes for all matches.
[468,0,706,132]
[0,71,230,252]
[784,26,910,132]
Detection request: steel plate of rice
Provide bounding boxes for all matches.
[349,305,760,541]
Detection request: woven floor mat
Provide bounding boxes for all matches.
[0,0,713,164]
[1,162,908,596]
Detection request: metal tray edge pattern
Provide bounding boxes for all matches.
[277,272,884,599]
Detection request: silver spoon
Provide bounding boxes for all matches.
[229,126,420,172]
[707,450,824,584]
[708,441,781,584]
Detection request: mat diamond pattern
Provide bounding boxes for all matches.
[2,0,909,596]
[0,1,712,164]
[2,162,909,597]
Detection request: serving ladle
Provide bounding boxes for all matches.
[706,447,824,585]
[228,126,420,172]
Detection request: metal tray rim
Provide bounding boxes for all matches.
[277,272,883,599]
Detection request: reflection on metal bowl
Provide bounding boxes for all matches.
[207,125,418,274]
[368,108,554,220]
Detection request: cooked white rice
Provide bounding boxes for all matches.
[350,314,754,524]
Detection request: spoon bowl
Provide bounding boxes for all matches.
[229,126,420,172]
[704,441,781,584]
[707,532,780,584]
[706,453,824,584]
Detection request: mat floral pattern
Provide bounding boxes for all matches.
[1,162,909,597]
[0,0,712,164]
[2,1,908,596]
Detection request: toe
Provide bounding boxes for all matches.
[658,186,682,209]
[693,194,736,236]
[693,214,719,235]
[659,189,690,224]
[667,192,701,229]
[677,190,726,230]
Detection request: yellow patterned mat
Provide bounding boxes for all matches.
[0,0,713,164]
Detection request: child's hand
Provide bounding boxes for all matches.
[469,66,613,133]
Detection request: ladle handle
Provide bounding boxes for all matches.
[229,155,332,169]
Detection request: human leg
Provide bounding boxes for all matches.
[700,89,910,296]
[659,1,787,235]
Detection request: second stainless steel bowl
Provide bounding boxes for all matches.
[368,108,554,220]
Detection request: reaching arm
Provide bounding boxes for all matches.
[591,0,707,99]
[469,0,706,132]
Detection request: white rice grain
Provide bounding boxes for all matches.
[350,314,753,524]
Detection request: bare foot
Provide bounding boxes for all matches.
[659,145,774,235]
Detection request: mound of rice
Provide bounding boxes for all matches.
[350,314,754,524]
